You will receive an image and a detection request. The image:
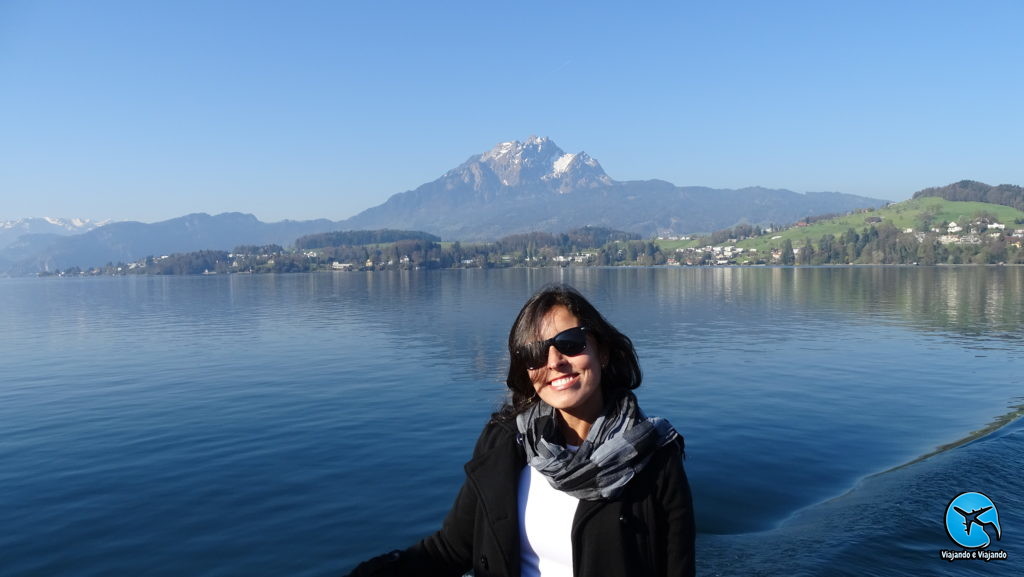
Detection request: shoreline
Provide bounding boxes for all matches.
[20,261,1024,279]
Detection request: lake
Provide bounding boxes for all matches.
[1,267,1021,576]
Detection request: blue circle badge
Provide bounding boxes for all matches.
[945,492,1002,549]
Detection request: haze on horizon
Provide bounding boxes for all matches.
[2,0,1022,224]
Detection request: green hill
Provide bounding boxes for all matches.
[656,197,1024,265]
[736,198,1024,254]
[913,180,1024,211]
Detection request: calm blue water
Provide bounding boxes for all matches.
[1,267,1021,576]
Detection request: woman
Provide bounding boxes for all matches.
[345,284,695,577]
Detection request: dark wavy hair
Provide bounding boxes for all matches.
[496,284,642,420]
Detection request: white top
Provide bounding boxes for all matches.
[518,463,580,577]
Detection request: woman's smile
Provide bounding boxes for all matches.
[546,373,579,391]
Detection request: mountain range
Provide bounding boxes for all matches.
[0,217,109,249]
[336,136,891,239]
[0,213,344,276]
[2,136,894,275]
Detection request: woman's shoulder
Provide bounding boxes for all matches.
[473,417,518,453]
[462,417,525,476]
[633,429,686,482]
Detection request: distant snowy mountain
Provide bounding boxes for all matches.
[466,136,613,192]
[340,136,891,239]
[0,213,347,276]
[0,217,111,249]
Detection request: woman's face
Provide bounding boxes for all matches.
[528,305,604,422]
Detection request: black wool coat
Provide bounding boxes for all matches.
[346,418,696,577]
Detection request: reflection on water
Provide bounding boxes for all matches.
[583,266,1023,340]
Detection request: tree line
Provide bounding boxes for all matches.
[776,223,1021,265]
[295,229,440,249]
[913,180,1024,212]
[48,226,665,276]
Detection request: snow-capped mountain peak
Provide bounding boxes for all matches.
[481,140,517,161]
[552,153,577,176]
[459,137,613,192]
[0,217,112,249]
[1,216,110,232]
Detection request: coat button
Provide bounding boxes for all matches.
[479,555,489,570]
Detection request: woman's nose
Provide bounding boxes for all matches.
[546,345,568,368]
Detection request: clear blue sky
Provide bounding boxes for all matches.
[2,0,1022,223]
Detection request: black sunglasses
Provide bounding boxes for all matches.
[517,326,589,370]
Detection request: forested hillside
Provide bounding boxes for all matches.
[913,180,1024,211]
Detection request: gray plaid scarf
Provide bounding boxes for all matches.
[515,392,679,500]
